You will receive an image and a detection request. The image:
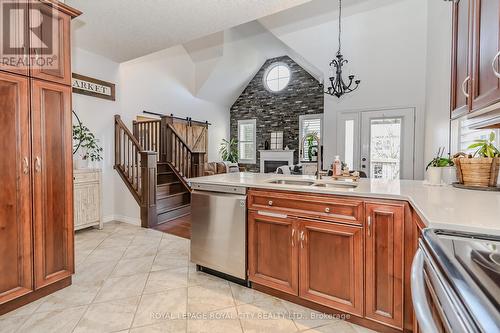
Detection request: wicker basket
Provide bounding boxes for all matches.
[454,157,500,187]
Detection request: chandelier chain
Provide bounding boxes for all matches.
[338,0,342,55]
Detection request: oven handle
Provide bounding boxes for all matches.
[411,249,441,333]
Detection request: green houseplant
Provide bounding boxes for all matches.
[219,138,238,163]
[426,147,455,185]
[455,132,500,187]
[73,113,103,168]
[305,132,319,162]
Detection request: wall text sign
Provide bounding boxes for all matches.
[72,73,116,101]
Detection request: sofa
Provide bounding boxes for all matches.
[204,162,245,176]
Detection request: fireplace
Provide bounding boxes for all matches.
[264,161,288,173]
[259,150,295,173]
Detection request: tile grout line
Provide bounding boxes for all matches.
[71,225,134,333]
[128,231,163,332]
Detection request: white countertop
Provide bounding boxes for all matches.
[189,173,500,236]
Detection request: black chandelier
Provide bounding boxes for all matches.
[325,0,361,98]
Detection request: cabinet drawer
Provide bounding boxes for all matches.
[74,172,100,184]
[248,190,364,226]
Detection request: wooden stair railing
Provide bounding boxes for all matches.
[133,119,161,156]
[163,123,206,180]
[114,115,157,228]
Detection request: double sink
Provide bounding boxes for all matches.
[267,178,358,189]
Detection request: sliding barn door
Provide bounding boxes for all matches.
[31,79,74,289]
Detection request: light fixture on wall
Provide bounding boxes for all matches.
[325,0,361,98]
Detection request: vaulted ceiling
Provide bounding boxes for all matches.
[66,0,311,62]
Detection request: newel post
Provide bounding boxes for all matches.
[140,151,157,228]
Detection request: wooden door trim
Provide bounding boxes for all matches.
[298,219,364,316]
[248,210,299,295]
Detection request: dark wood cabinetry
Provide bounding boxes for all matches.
[31,80,74,288]
[0,0,80,315]
[248,211,298,295]
[470,0,500,111]
[0,0,29,76]
[451,0,500,118]
[451,0,473,118]
[29,2,72,85]
[248,189,410,333]
[299,219,364,316]
[365,203,405,329]
[0,72,33,305]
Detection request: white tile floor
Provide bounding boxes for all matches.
[0,221,378,333]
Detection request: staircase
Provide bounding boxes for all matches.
[114,115,206,228]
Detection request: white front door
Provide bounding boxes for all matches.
[338,108,415,180]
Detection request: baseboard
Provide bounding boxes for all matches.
[103,215,141,226]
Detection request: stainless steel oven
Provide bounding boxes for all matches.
[412,229,500,333]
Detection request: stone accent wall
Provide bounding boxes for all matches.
[230,56,324,172]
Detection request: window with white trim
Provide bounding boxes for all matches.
[264,62,291,92]
[458,118,500,155]
[238,119,257,164]
[299,114,323,162]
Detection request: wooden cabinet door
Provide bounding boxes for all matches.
[29,2,71,85]
[0,72,33,304]
[248,210,299,295]
[298,219,364,316]
[31,79,74,289]
[0,0,29,76]
[451,0,473,118]
[365,203,404,329]
[471,0,500,111]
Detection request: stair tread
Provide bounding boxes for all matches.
[157,171,174,175]
[157,181,180,188]
[157,191,189,201]
[157,203,191,215]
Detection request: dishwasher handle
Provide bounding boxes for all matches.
[411,249,441,333]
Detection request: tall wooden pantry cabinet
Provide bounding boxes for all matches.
[0,0,81,315]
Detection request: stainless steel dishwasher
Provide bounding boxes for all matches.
[190,183,247,280]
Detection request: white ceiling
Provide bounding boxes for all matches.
[67,0,311,62]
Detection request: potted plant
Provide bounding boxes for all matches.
[426,147,455,185]
[454,132,500,187]
[73,121,103,169]
[219,138,238,163]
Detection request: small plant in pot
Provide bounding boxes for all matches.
[73,115,103,169]
[426,147,455,185]
[454,132,500,187]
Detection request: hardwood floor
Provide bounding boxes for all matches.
[153,214,191,239]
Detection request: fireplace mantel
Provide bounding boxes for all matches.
[259,150,295,173]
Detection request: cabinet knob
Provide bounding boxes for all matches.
[268,200,273,206]
[325,207,330,213]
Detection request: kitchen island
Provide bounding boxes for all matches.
[188,173,500,333]
[189,172,500,236]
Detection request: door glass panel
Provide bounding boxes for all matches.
[370,118,402,180]
[344,120,354,169]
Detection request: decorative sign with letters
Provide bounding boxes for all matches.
[72,73,116,101]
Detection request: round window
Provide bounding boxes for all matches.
[264,63,291,92]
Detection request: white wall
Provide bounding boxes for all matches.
[260,0,428,179]
[72,47,122,222]
[424,0,452,165]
